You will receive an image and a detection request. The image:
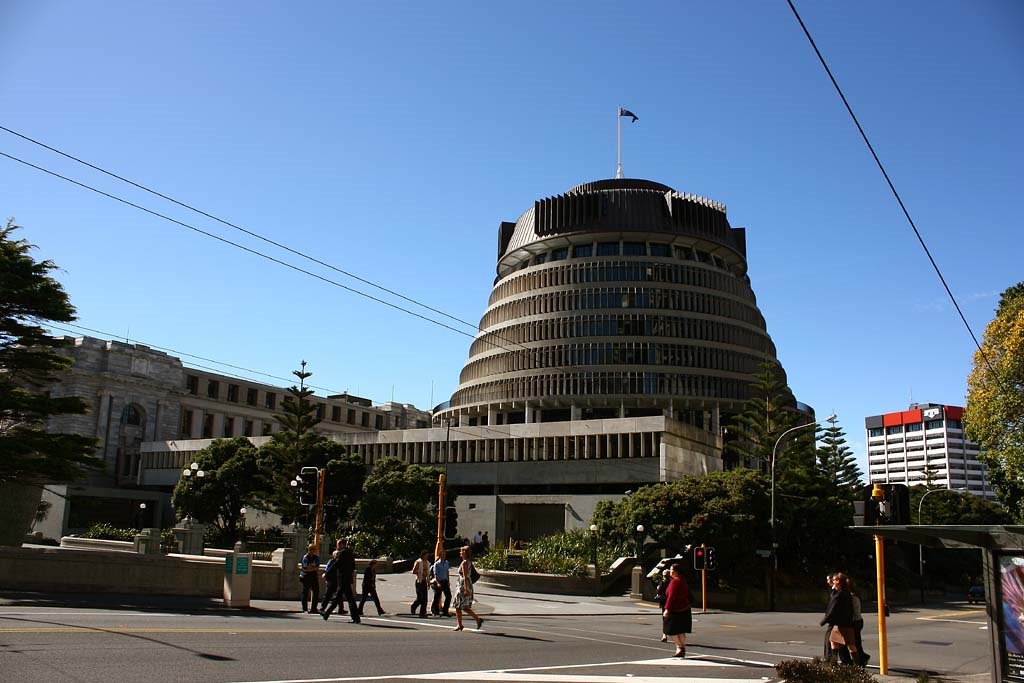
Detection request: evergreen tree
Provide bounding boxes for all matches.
[725,360,801,470]
[171,437,262,542]
[0,220,100,486]
[816,417,863,489]
[965,282,1024,520]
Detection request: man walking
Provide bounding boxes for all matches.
[411,550,430,618]
[431,549,452,617]
[323,538,360,623]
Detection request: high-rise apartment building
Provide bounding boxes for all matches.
[865,403,993,498]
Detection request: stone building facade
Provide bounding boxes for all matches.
[35,336,429,539]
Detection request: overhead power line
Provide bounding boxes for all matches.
[784,0,1000,384]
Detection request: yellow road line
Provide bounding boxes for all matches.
[918,609,986,621]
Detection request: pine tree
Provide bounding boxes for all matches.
[0,220,100,486]
[816,417,863,489]
[725,360,802,470]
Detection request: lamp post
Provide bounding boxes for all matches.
[239,506,247,550]
[769,413,835,611]
[635,524,645,564]
[589,524,599,574]
[917,487,966,602]
[137,502,147,529]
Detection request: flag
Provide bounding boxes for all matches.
[619,108,638,122]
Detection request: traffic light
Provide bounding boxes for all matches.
[885,483,910,525]
[297,467,319,506]
[443,506,459,540]
[705,546,717,571]
[693,546,706,571]
[853,486,880,526]
[853,483,911,525]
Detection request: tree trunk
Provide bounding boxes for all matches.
[0,482,43,546]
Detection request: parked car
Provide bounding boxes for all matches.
[968,585,985,604]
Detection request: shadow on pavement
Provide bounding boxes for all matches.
[0,591,286,618]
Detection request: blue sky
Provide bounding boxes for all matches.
[2,1,1021,470]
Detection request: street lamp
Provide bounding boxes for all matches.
[917,487,966,602]
[635,524,645,563]
[769,413,836,611]
[589,524,599,573]
[137,502,147,529]
[239,506,248,549]
[182,462,205,478]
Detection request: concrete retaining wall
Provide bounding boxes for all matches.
[0,546,299,600]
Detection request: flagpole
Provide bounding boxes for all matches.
[616,106,623,179]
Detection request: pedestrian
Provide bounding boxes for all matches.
[431,549,452,617]
[299,543,320,614]
[654,565,673,643]
[849,577,869,666]
[481,531,489,553]
[662,562,691,657]
[319,549,340,616]
[453,545,483,631]
[821,572,859,664]
[822,573,837,660]
[358,558,386,616]
[322,538,360,623]
[411,550,430,618]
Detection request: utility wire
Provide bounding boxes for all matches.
[784,0,1001,383]
[0,150,476,342]
[0,124,480,334]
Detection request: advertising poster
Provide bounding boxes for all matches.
[1000,555,1024,682]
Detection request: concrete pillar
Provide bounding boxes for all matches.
[172,520,206,555]
[487,406,496,426]
[134,527,162,555]
[525,403,534,423]
[570,404,581,421]
[272,547,300,600]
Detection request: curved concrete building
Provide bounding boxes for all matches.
[437,178,783,434]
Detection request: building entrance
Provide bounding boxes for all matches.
[503,504,564,543]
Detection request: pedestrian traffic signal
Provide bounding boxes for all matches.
[443,506,459,540]
[853,483,910,526]
[693,546,706,571]
[705,546,717,571]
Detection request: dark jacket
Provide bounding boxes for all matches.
[821,589,854,627]
[337,547,356,582]
[362,565,376,591]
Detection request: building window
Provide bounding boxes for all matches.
[186,375,199,395]
[905,422,922,432]
[265,392,276,409]
[623,241,646,256]
[649,243,671,257]
[347,409,356,424]
[202,414,214,438]
[207,381,219,400]
[947,419,963,430]
[227,384,239,402]
[262,422,273,436]
[123,404,143,426]
[597,242,619,256]
[361,412,370,427]
[868,427,884,438]
[243,419,253,437]
[573,244,593,258]
[885,425,903,435]
[181,410,194,437]
[375,415,383,430]
[925,419,943,430]
[246,388,258,406]
[332,406,341,422]
[316,404,325,420]
[223,417,234,437]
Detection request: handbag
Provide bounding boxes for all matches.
[469,563,481,584]
[828,627,847,646]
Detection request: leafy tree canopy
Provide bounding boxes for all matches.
[0,219,100,486]
[171,437,263,540]
[352,458,441,558]
[965,282,1024,520]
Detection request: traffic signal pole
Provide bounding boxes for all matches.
[876,533,889,675]
[701,542,707,614]
[434,474,446,560]
[313,468,325,554]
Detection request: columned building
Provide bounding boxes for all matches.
[144,177,801,541]
[865,403,993,498]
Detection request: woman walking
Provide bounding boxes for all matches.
[821,572,859,664]
[662,562,692,657]
[452,545,483,632]
[654,564,673,642]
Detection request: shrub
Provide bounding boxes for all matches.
[78,523,137,542]
[775,658,874,683]
[475,530,630,577]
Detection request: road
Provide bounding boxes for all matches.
[0,579,991,682]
